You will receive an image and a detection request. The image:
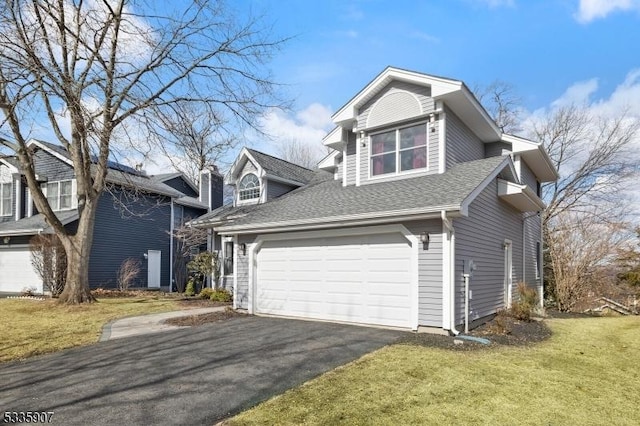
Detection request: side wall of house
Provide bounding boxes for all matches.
[267,180,296,199]
[345,132,357,185]
[485,142,512,158]
[235,234,256,309]
[164,176,198,198]
[89,189,172,288]
[445,107,485,169]
[453,179,523,325]
[404,219,443,327]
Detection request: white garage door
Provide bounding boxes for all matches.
[0,247,43,294]
[256,232,413,328]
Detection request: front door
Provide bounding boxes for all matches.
[503,240,512,308]
[147,250,161,288]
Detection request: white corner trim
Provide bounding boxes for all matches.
[441,219,451,330]
[15,178,21,221]
[233,235,238,306]
[355,132,361,187]
[437,101,446,174]
[248,239,264,314]
[342,142,347,186]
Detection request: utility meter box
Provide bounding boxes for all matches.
[463,259,477,276]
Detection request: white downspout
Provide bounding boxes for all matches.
[442,210,460,335]
[169,199,174,293]
[463,273,470,334]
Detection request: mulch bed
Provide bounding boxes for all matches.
[176,299,232,308]
[164,308,245,326]
[399,315,553,351]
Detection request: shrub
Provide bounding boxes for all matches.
[30,234,67,297]
[117,258,141,291]
[210,288,232,303]
[185,279,196,297]
[198,287,215,299]
[509,282,538,321]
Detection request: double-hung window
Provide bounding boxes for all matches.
[0,182,12,216]
[371,123,427,176]
[45,180,73,211]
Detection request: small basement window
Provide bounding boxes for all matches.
[238,173,260,201]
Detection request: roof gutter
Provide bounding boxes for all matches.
[210,204,462,235]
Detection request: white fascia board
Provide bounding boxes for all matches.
[497,179,546,212]
[216,205,460,235]
[433,89,501,142]
[332,67,463,124]
[264,174,304,187]
[225,148,265,184]
[0,158,19,173]
[322,126,345,149]
[0,228,44,236]
[502,133,559,182]
[27,139,73,166]
[318,149,340,171]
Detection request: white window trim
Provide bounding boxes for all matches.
[368,122,429,180]
[42,179,76,212]
[237,173,261,205]
[0,181,12,217]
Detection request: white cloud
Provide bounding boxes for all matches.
[551,78,599,108]
[256,103,334,158]
[575,0,640,23]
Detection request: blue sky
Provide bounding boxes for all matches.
[232,0,640,160]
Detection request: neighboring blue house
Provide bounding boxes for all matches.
[192,67,559,333]
[0,139,223,294]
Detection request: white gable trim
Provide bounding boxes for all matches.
[27,139,73,166]
[226,148,265,184]
[0,158,19,173]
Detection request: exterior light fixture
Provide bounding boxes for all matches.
[143,253,148,260]
[3,236,9,244]
[240,243,247,256]
[420,231,430,250]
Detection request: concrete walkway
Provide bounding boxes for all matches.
[100,307,227,341]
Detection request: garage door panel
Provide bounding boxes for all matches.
[256,232,413,328]
[0,248,43,293]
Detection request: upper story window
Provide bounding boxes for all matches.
[0,182,12,217]
[370,123,427,176]
[238,173,260,201]
[45,180,73,211]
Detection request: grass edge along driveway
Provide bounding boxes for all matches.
[228,316,640,426]
[0,297,179,363]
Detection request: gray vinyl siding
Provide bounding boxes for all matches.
[357,81,434,130]
[523,214,542,288]
[335,156,343,181]
[445,107,485,169]
[345,133,357,185]
[33,150,75,180]
[404,219,443,327]
[267,180,295,199]
[520,160,538,188]
[235,234,256,309]
[485,142,512,158]
[240,159,258,176]
[164,176,198,198]
[89,189,172,289]
[453,179,523,325]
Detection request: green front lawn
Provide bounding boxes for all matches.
[229,316,640,425]
[0,296,180,363]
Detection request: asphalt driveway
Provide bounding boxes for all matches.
[0,316,404,425]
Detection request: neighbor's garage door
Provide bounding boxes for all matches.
[256,232,413,328]
[0,247,43,294]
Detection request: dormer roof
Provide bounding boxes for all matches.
[330,66,500,142]
[227,147,316,186]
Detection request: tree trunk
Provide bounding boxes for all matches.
[57,200,98,304]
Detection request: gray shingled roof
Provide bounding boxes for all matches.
[247,149,316,184]
[194,156,510,231]
[0,210,79,236]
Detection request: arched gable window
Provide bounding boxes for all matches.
[238,173,260,200]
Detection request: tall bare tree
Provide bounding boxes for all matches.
[0,0,285,303]
[473,80,523,133]
[276,138,326,169]
[152,102,239,184]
